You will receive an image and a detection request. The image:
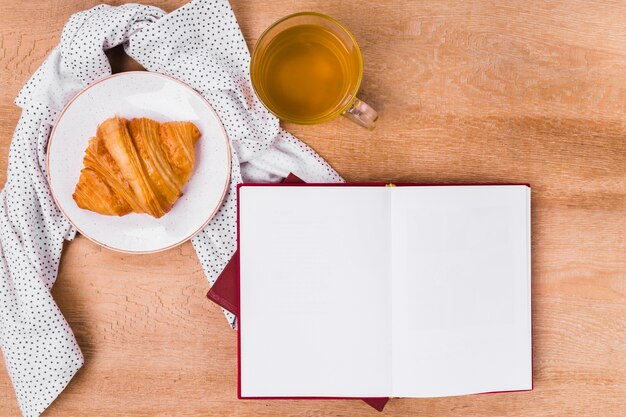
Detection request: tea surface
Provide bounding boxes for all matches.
[253,24,359,121]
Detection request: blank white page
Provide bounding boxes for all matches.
[239,186,392,397]
[390,186,531,397]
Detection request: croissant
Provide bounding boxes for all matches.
[73,116,201,218]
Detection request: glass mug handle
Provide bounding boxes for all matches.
[343,97,379,130]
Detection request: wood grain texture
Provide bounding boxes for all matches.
[1,0,625,416]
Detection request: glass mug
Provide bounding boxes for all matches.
[250,12,378,129]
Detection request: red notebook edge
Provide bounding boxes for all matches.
[236,182,531,188]
[230,177,532,409]
[237,181,242,401]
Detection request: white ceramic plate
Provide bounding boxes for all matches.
[47,72,231,253]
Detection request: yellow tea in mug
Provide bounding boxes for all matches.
[251,21,362,124]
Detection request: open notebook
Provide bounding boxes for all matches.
[238,184,532,399]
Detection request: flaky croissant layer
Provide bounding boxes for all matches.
[73,116,201,218]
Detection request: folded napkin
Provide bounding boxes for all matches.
[207,174,389,412]
[0,1,341,416]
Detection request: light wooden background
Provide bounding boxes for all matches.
[1,0,624,416]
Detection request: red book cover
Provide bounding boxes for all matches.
[211,176,532,411]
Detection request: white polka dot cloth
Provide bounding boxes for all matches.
[0,1,342,415]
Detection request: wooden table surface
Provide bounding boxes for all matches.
[1,0,624,416]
